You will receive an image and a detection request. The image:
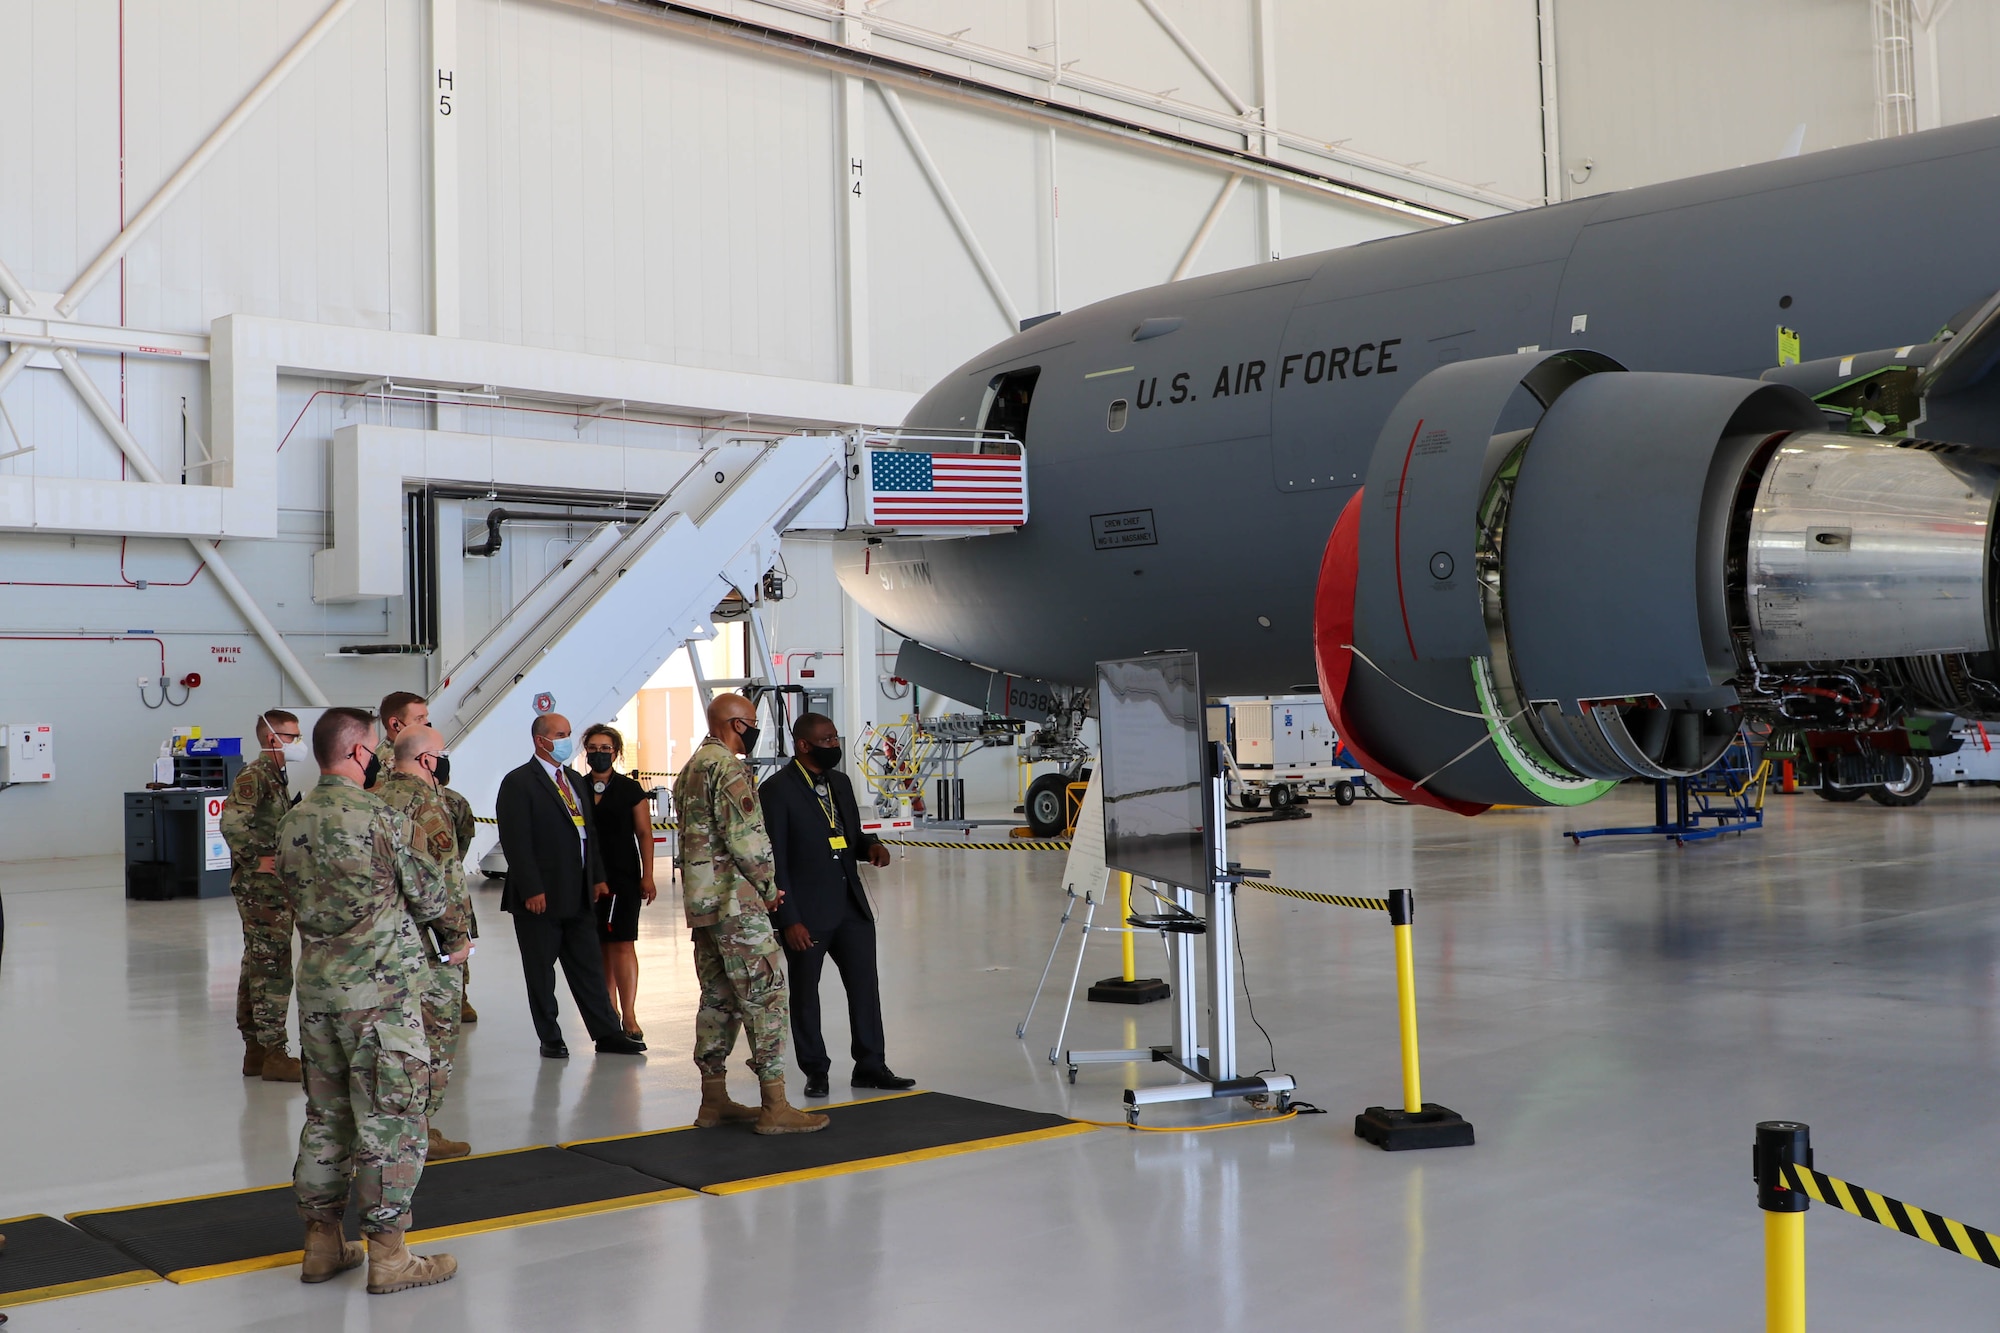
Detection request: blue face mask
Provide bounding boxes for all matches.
[549,736,575,763]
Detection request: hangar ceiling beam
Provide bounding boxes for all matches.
[1134,0,1251,118]
[430,0,462,337]
[1536,0,1563,206]
[1911,0,1959,131]
[1170,175,1243,282]
[1252,0,1281,261]
[839,74,869,386]
[56,0,359,321]
[876,86,1023,333]
[49,347,330,706]
[539,0,1492,225]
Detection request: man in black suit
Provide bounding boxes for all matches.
[760,712,914,1098]
[495,713,645,1059]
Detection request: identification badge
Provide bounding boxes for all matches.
[571,815,586,829]
[829,835,848,850]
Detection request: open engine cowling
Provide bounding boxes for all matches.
[1315,349,2000,811]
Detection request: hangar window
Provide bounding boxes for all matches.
[979,367,1039,452]
[1107,399,1129,432]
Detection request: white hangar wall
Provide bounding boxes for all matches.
[12,0,1994,857]
[2,0,1505,859]
[1551,0,2000,199]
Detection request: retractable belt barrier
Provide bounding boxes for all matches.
[879,837,1071,852]
[1241,880,1389,913]
[1755,1120,2000,1332]
[474,816,677,830]
[1250,885,1470,1151]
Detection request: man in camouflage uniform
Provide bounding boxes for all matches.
[374,725,474,1161]
[376,691,481,1024]
[672,693,827,1135]
[219,708,305,1082]
[280,706,466,1295]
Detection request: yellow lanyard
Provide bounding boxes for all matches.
[795,761,848,851]
[554,768,585,827]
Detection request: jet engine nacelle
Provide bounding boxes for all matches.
[1317,350,2000,813]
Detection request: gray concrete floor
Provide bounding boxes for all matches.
[6,783,2000,1329]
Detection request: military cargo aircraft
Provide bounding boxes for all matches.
[837,117,2000,820]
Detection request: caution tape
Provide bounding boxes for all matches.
[1241,880,1390,912]
[1782,1161,2000,1269]
[879,837,1072,852]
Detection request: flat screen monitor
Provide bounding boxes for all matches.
[1097,651,1213,892]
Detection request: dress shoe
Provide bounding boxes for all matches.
[803,1072,830,1098]
[540,1040,570,1059]
[851,1066,916,1090]
[594,1033,646,1055]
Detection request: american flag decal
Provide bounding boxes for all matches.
[865,450,1028,526]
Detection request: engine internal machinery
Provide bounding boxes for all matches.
[1314,349,2000,813]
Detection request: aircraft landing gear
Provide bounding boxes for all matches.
[1024,772,1072,837]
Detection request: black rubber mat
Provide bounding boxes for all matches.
[0,1213,158,1306]
[566,1091,1091,1193]
[68,1146,690,1282]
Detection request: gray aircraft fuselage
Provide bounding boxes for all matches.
[836,118,2000,695]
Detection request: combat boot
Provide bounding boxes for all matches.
[427,1125,470,1160]
[260,1047,303,1082]
[693,1074,760,1128]
[242,1037,267,1076]
[299,1220,364,1283]
[365,1229,457,1295]
[755,1077,830,1135]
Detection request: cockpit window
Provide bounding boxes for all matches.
[980,368,1039,453]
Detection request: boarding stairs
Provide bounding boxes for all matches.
[429,427,1029,845]
[432,434,847,837]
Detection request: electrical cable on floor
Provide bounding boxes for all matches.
[1073,1109,1301,1133]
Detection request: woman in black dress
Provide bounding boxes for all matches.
[581,724,656,1039]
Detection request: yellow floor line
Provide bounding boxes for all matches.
[703,1122,1099,1195]
[160,1187,701,1284]
[0,1269,161,1306]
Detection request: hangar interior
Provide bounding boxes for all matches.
[7,1,2000,1328]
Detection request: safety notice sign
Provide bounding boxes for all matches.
[204,796,230,871]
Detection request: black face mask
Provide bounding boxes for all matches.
[807,741,842,770]
[430,753,452,787]
[734,723,762,755]
[360,750,382,788]
[586,750,614,773]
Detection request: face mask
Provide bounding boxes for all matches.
[586,750,614,773]
[264,714,307,765]
[548,736,575,763]
[807,741,842,770]
[429,753,452,787]
[359,750,382,787]
[734,723,761,755]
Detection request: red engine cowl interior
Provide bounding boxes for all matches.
[1313,488,1490,817]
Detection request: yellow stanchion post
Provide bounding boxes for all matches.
[1755,1121,1810,1333]
[1119,870,1137,984]
[1087,870,1169,1004]
[1393,907,1423,1114]
[1355,889,1474,1150]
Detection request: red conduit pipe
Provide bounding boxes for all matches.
[0,634,168,674]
